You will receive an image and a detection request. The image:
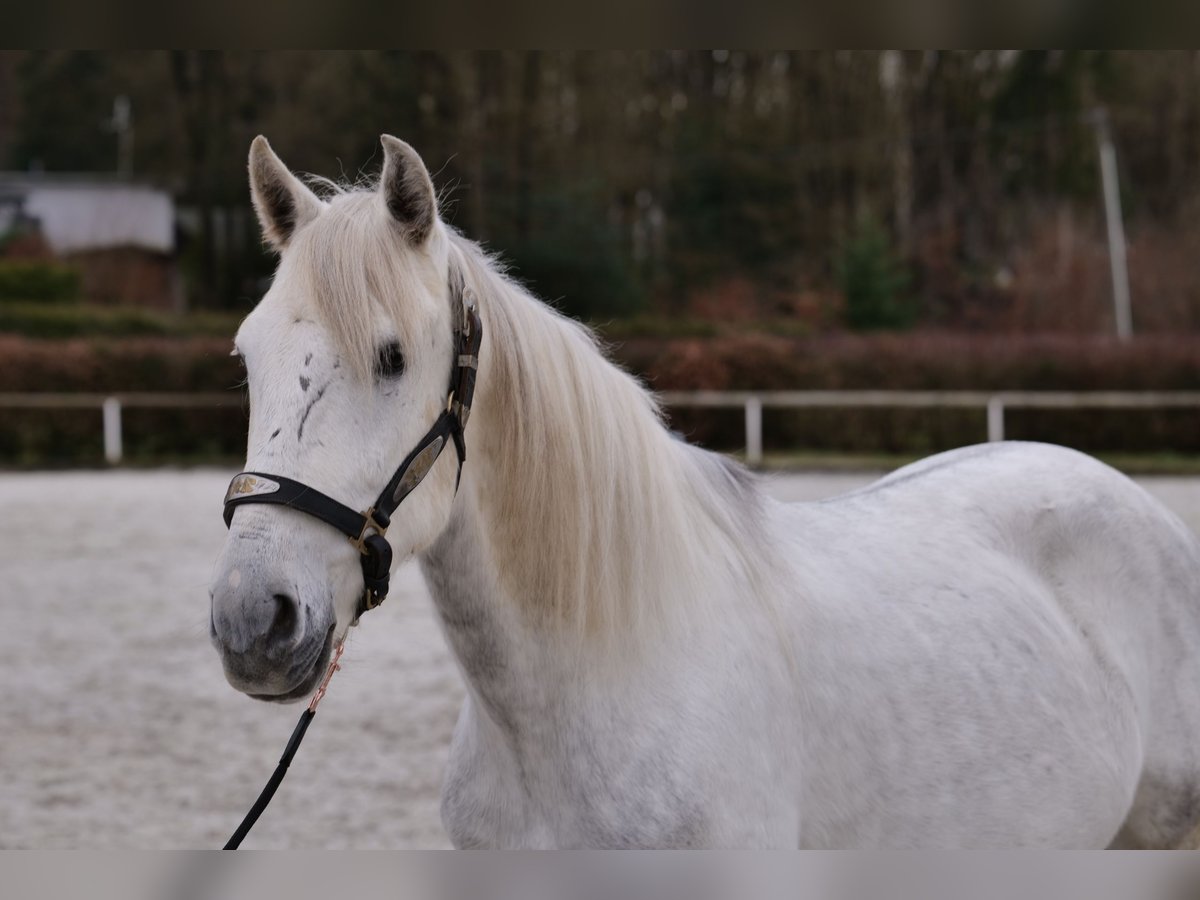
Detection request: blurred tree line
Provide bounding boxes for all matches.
[3,51,1200,332]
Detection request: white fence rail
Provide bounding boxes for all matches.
[2,390,1199,465]
[0,392,239,464]
[658,390,1200,465]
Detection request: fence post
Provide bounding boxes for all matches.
[1092,108,1133,341]
[102,397,123,464]
[744,395,763,466]
[986,396,1005,443]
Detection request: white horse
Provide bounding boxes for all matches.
[211,134,1200,848]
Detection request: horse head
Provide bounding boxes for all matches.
[209,135,466,701]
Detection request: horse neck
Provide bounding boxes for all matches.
[427,245,772,667]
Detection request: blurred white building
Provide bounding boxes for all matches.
[0,174,180,309]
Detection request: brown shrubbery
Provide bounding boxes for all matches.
[0,336,242,392]
[615,332,1200,392]
[16,332,1198,397]
[2,332,1200,463]
[616,332,1200,453]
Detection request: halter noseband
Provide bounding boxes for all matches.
[221,280,482,622]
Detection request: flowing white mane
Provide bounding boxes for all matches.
[294,184,777,646]
[449,232,778,645]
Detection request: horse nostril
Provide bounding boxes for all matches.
[267,592,300,646]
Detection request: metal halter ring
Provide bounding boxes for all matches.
[351,506,389,555]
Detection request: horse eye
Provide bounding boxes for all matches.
[378,342,405,378]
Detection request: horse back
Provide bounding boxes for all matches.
[824,440,1200,695]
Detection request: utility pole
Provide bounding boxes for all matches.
[1090,107,1132,341]
[108,95,134,179]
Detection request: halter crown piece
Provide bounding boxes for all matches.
[222,277,482,622]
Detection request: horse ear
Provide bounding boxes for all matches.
[248,136,322,251]
[379,135,437,244]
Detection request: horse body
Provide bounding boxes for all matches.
[212,135,1200,848]
[426,388,1200,848]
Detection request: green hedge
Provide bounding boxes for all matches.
[0,260,80,302]
[2,332,1200,464]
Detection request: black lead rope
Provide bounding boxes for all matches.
[223,708,314,849]
[223,641,344,849]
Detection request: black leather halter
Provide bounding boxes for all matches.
[222,280,482,622]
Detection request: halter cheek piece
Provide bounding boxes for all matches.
[221,283,482,622]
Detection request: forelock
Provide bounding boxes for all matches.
[287,190,448,380]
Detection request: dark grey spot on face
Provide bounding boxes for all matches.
[296,384,327,441]
[269,428,281,441]
[304,353,312,366]
[299,375,311,392]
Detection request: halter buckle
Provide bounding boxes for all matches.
[351,506,388,555]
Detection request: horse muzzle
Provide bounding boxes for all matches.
[210,579,336,702]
